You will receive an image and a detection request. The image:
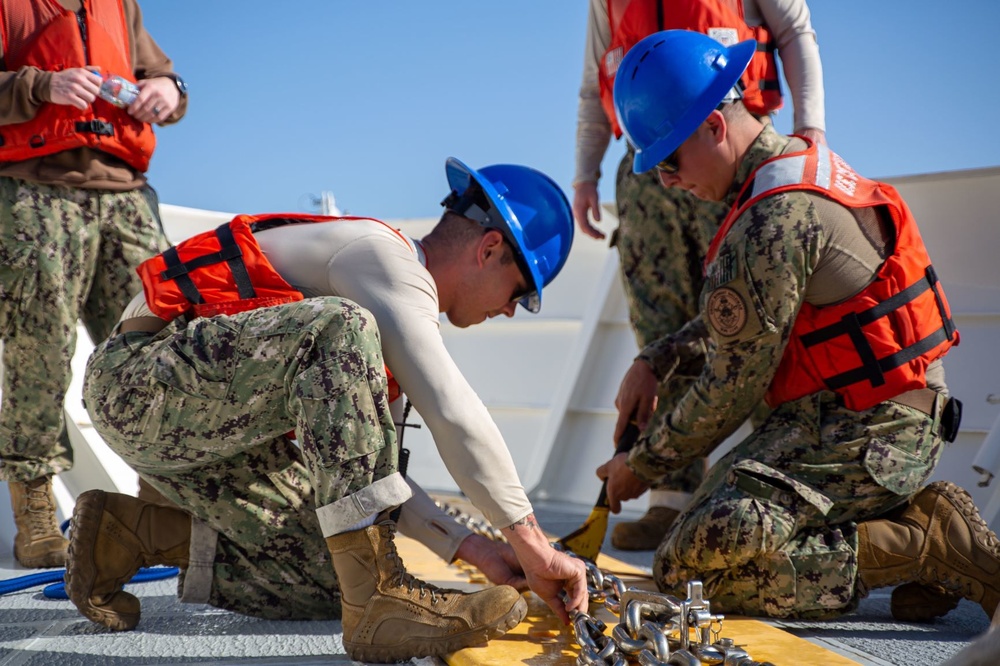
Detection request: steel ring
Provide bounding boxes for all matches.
[153,106,161,115]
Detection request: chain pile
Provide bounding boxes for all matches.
[437,501,775,666]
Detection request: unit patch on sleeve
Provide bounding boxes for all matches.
[706,287,747,337]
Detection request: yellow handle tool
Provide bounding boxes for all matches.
[557,421,640,561]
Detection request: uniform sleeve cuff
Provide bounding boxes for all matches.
[627,442,672,483]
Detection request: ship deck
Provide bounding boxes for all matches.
[0,497,992,666]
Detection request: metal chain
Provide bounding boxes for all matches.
[440,502,508,543]
[437,502,775,666]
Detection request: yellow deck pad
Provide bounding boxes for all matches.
[397,535,860,665]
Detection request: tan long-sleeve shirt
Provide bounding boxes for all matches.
[123,218,534,532]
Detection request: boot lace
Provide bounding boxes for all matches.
[383,524,458,604]
[24,482,62,536]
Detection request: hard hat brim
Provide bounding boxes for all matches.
[444,157,545,313]
[632,39,757,174]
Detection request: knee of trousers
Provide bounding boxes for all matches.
[305,298,383,354]
[656,495,797,574]
[655,498,858,617]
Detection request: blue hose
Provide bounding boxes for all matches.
[0,570,66,595]
[0,566,180,597]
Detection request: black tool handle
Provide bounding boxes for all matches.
[595,421,641,509]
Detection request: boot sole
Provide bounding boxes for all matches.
[65,489,140,632]
[344,593,528,663]
[890,583,961,623]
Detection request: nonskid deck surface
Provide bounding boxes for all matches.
[0,498,991,666]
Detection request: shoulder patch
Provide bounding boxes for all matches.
[706,287,747,337]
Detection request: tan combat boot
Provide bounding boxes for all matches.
[326,518,527,663]
[890,582,961,622]
[858,481,1000,621]
[611,506,679,551]
[65,489,191,631]
[9,477,69,568]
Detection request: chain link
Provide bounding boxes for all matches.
[437,502,776,666]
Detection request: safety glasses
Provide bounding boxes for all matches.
[655,149,680,175]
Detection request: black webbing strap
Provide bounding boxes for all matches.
[925,265,957,341]
[824,311,887,389]
[799,265,954,392]
[822,328,950,391]
[215,223,256,300]
[656,0,664,31]
[757,38,778,55]
[161,246,204,305]
[159,222,256,301]
[800,275,934,348]
[249,216,316,234]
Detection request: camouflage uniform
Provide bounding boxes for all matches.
[614,150,727,493]
[0,178,168,482]
[631,126,946,618]
[83,297,404,619]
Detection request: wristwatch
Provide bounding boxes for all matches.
[166,73,188,98]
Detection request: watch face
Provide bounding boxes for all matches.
[174,75,188,95]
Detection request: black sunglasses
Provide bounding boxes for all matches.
[655,149,680,175]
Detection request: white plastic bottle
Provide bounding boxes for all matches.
[97,73,139,108]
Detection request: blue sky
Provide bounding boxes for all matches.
[140,1,1000,221]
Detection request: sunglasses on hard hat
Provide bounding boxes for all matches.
[655,150,680,175]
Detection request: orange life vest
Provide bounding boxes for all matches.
[704,141,959,412]
[136,213,411,402]
[0,0,155,171]
[598,0,782,138]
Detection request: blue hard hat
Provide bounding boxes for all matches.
[613,30,756,174]
[443,157,574,313]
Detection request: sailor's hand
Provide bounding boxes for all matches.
[505,514,588,624]
[614,359,658,442]
[49,68,101,109]
[130,76,180,124]
[453,534,527,591]
[597,452,649,514]
[572,181,606,240]
[521,547,588,624]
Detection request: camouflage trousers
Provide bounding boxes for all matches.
[614,153,728,494]
[0,177,168,481]
[653,391,945,619]
[83,298,410,620]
